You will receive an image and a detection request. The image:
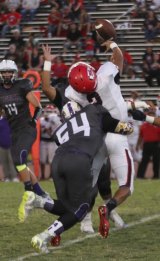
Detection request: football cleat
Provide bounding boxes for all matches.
[18,191,35,223]
[110,209,126,229]
[50,235,61,247]
[80,212,95,233]
[98,206,110,238]
[31,230,52,253]
[43,192,53,202]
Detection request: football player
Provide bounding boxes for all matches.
[0,59,50,222]
[40,44,152,238]
[22,100,133,253]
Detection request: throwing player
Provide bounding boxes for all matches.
[41,44,151,237]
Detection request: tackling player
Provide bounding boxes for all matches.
[0,59,50,222]
[21,100,133,253]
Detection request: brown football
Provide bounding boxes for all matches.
[95,19,116,43]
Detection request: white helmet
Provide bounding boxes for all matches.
[62,101,81,119]
[0,59,18,85]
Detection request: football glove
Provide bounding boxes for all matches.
[115,122,133,135]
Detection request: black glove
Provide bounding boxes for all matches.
[129,109,146,121]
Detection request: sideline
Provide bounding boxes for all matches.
[10,213,160,261]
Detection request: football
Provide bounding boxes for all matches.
[95,19,116,43]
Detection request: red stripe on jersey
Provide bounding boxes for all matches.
[125,149,132,187]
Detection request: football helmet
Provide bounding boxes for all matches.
[62,101,81,119]
[68,62,97,93]
[0,59,18,85]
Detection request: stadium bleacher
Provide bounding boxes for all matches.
[0,0,159,106]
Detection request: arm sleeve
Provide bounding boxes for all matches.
[51,88,63,111]
[20,78,33,97]
[102,112,119,133]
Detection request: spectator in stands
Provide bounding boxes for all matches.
[143,10,160,42]
[84,33,95,60]
[27,46,43,72]
[79,7,91,37]
[132,0,147,18]
[40,105,61,180]
[0,0,7,12]
[9,28,25,52]
[68,0,83,21]
[57,6,72,37]
[21,33,39,71]
[90,55,101,72]
[25,32,39,48]
[47,7,61,37]
[0,10,6,32]
[136,109,160,179]
[71,53,83,64]
[121,47,134,76]
[51,56,68,87]
[63,22,82,53]
[150,0,160,10]
[142,47,160,87]
[5,0,21,11]
[48,0,67,9]
[21,0,40,22]
[4,44,22,67]
[1,7,21,37]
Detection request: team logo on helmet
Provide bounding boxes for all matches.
[68,62,97,94]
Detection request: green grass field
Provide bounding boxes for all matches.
[0,179,160,261]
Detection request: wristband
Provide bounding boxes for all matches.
[43,61,51,71]
[146,115,154,124]
[110,42,118,50]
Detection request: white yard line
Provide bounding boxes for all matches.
[10,213,160,261]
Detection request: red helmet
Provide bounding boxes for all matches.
[68,62,97,93]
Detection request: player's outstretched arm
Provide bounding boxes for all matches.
[102,112,133,135]
[101,40,123,75]
[41,44,57,101]
[129,109,160,127]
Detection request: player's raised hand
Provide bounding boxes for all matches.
[101,40,114,52]
[42,44,56,61]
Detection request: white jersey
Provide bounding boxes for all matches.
[40,113,61,139]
